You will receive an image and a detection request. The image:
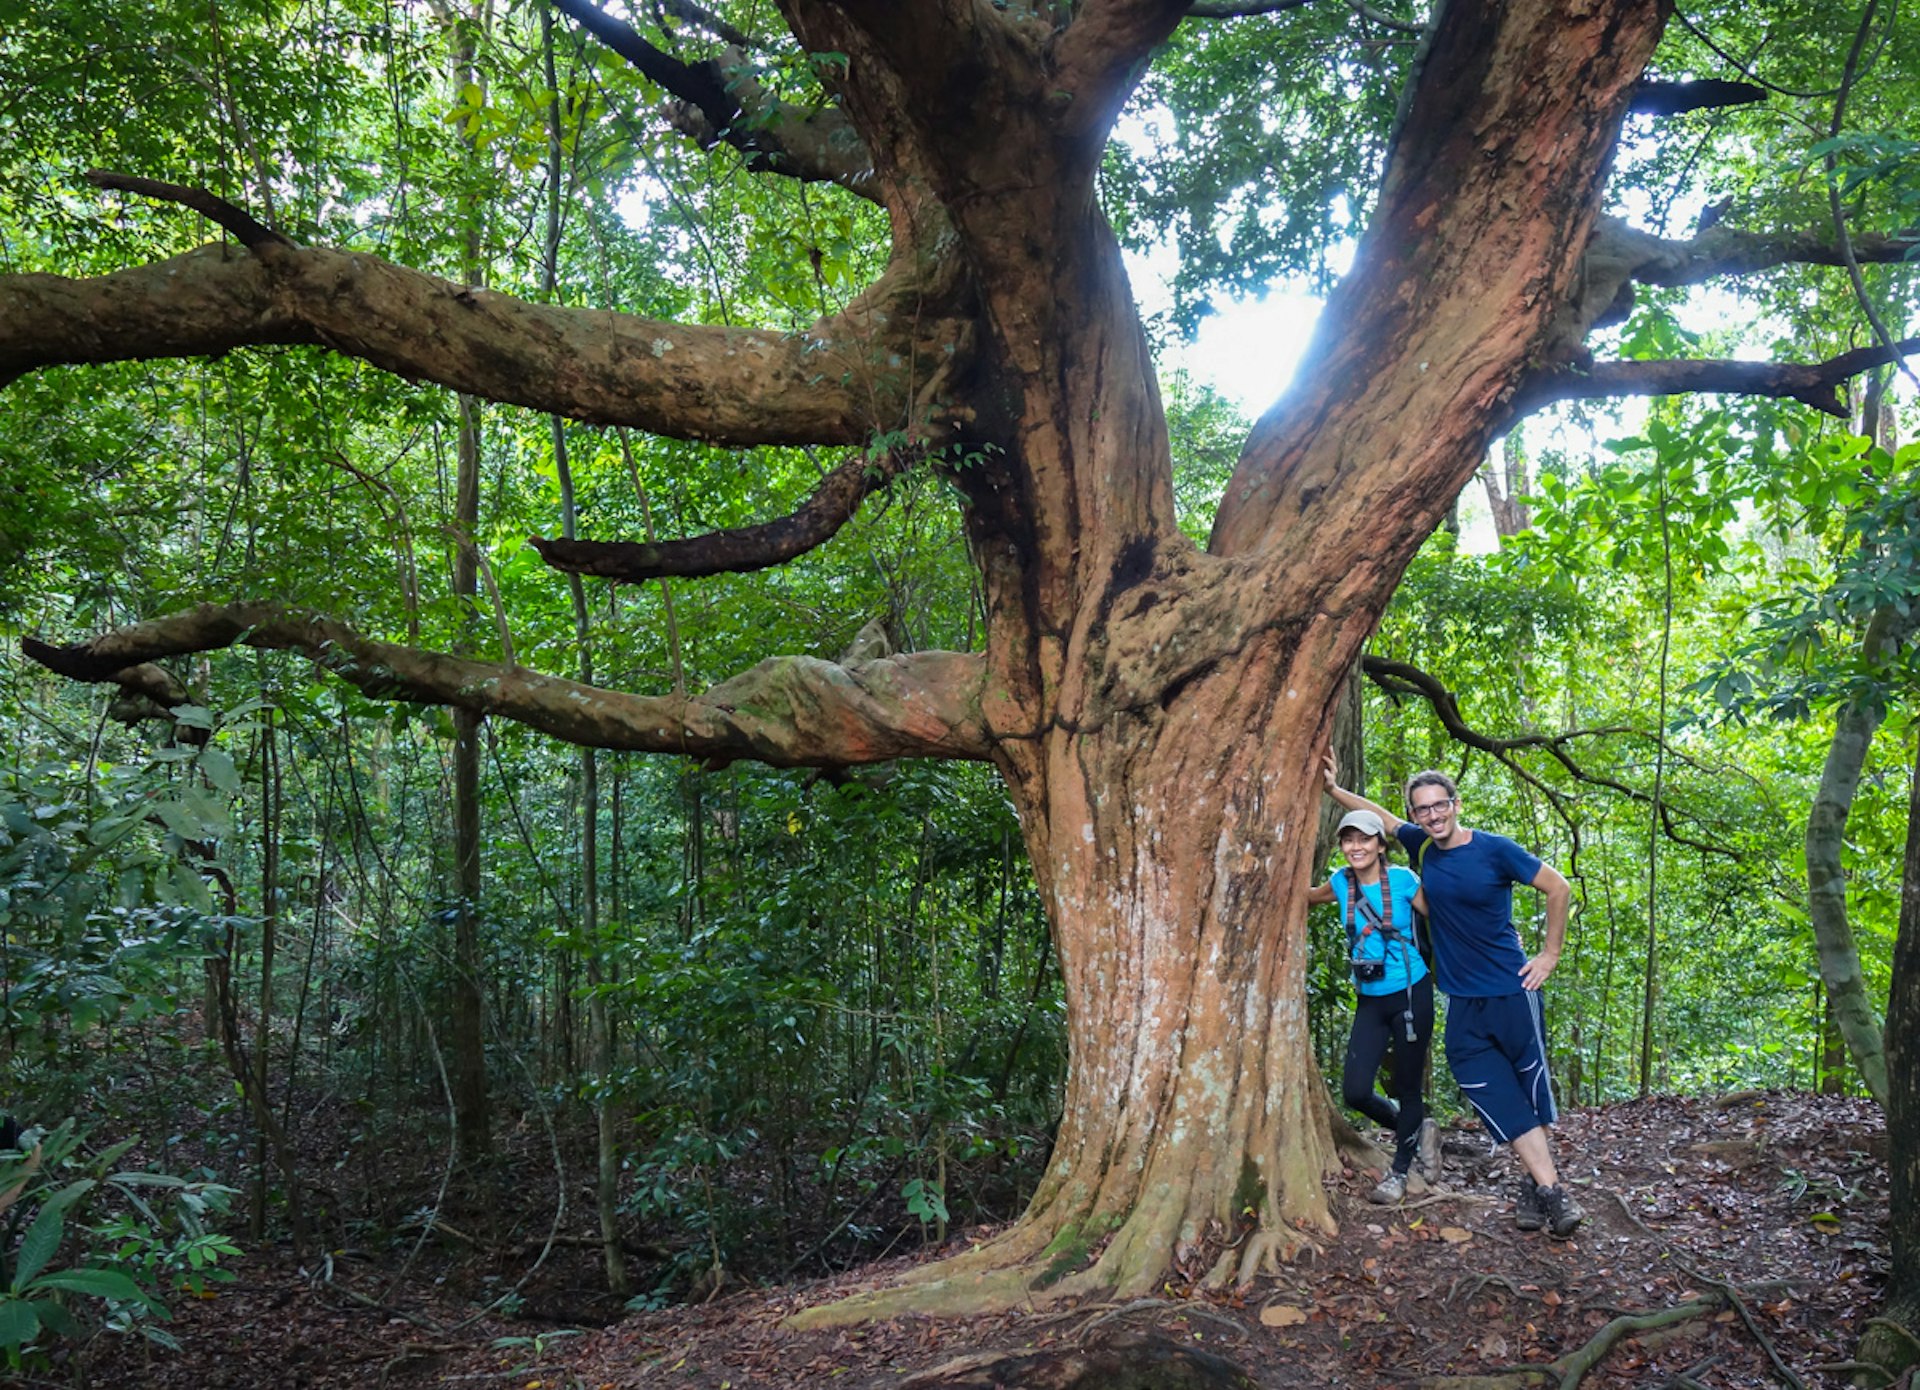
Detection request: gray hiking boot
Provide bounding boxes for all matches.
[1415,1118,1441,1182]
[1538,1183,1584,1238]
[1515,1175,1545,1231]
[1369,1170,1408,1204]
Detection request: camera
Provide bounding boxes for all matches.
[1351,958,1385,983]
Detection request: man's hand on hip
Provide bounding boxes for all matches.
[1519,951,1560,990]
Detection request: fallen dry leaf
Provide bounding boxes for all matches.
[1260,1303,1309,1327]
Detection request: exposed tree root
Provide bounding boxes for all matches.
[896,1329,1260,1389]
[1328,1105,1386,1168]
[1415,1297,1720,1390]
[788,1264,1045,1328]
[1858,1305,1920,1387]
[1447,1272,1537,1305]
[786,1201,1328,1328]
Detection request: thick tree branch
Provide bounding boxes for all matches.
[530,448,908,581]
[0,234,974,446]
[22,603,993,768]
[1553,215,1920,350]
[1211,0,1668,578]
[1362,654,1739,860]
[1627,78,1766,116]
[1516,336,1920,418]
[1184,0,1317,16]
[1597,215,1919,290]
[555,0,877,196]
[1051,1,1193,142]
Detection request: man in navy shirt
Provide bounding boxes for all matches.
[1324,759,1583,1237]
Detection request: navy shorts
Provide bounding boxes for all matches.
[1445,991,1557,1144]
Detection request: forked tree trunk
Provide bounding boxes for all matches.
[795,0,1667,1323]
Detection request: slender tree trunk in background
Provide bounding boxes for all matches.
[211,712,308,1252]
[451,399,491,1163]
[446,2,491,1165]
[250,712,278,1240]
[1805,651,1904,1107]
[1639,472,1672,1099]
[1804,375,1905,1107]
[539,4,625,1293]
[1596,827,1625,1098]
[544,14,624,1289]
[1479,433,1532,539]
[1858,734,1920,1378]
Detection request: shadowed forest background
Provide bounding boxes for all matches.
[1,0,1918,1384]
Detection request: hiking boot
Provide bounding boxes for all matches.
[1538,1183,1584,1238]
[1415,1118,1441,1182]
[1515,1175,1545,1231]
[1369,1170,1408,1205]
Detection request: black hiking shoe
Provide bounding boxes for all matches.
[1515,1176,1545,1231]
[1538,1183,1584,1238]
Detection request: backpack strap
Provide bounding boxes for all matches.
[1410,837,1435,967]
[1344,866,1394,948]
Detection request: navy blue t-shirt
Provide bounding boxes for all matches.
[1395,825,1543,998]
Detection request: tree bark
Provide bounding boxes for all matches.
[1803,603,1915,1108]
[1858,731,1920,1378]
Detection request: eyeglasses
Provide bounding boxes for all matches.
[1409,798,1456,822]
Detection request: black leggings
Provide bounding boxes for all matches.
[1342,975,1436,1174]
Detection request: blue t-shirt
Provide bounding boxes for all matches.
[1395,825,1543,998]
[1329,865,1429,996]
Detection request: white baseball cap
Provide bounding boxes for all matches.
[1336,809,1387,839]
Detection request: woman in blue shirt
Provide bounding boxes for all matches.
[1307,809,1440,1202]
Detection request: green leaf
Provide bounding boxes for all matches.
[0,1297,41,1348]
[198,748,241,794]
[12,1204,63,1291]
[33,1268,146,1301]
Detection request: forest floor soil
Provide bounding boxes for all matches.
[77,1090,1890,1389]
